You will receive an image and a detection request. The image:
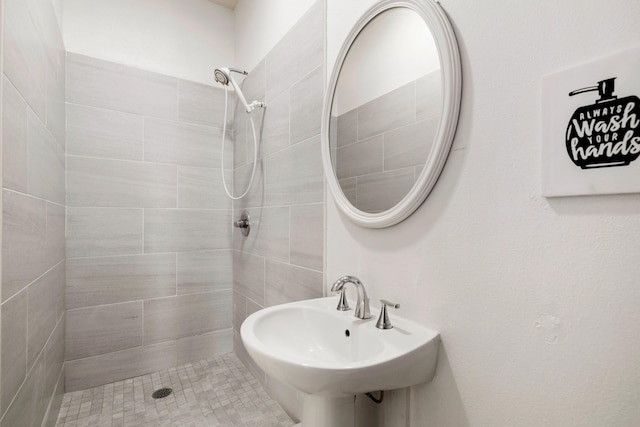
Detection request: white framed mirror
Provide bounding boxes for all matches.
[321,0,461,228]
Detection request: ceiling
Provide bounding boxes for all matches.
[208,0,238,10]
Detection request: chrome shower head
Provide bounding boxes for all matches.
[214,68,230,85]
[214,67,265,113]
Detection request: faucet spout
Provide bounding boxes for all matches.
[330,276,372,320]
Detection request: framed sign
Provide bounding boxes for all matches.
[542,46,640,197]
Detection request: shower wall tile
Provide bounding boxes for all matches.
[233,251,265,306]
[66,208,143,258]
[67,53,178,119]
[290,66,324,145]
[1,290,27,417]
[44,319,65,405]
[65,302,144,361]
[144,209,231,253]
[233,159,265,210]
[27,109,65,205]
[177,250,233,295]
[176,329,233,365]
[260,89,290,157]
[46,202,66,267]
[338,177,358,207]
[2,76,28,193]
[416,70,443,122]
[0,350,47,427]
[178,79,229,129]
[3,0,47,121]
[233,207,290,263]
[65,341,177,392]
[66,254,177,309]
[265,135,324,206]
[384,117,439,171]
[144,118,223,168]
[290,203,324,271]
[143,291,232,344]
[67,155,177,208]
[66,104,144,161]
[240,59,266,108]
[177,166,231,210]
[356,168,415,213]
[2,190,48,302]
[358,81,415,140]
[45,53,66,145]
[27,262,65,369]
[265,261,323,307]
[265,0,324,102]
[336,135,384,180]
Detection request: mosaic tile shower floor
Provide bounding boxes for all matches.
[55,353,295,427]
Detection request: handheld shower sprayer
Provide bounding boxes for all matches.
[214,66,266,200]
[214,67,265,113]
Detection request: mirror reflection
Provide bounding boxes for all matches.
[329,8,442,213]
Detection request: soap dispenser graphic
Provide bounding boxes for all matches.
[566,77,640,169]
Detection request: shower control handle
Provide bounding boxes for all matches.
[234,211,251,237]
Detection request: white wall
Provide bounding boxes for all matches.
[327,0,640,426]
[63,0,234,85]
[234,0,317,72]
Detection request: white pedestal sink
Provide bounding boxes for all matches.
[240,297,440,427]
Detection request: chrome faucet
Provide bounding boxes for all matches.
[330,276,372,320]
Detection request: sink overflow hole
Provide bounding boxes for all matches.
[345,329,350,337]
[152,387,173,399]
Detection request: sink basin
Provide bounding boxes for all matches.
[240,297,440,397]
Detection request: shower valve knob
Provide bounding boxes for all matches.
[234,211,251,236]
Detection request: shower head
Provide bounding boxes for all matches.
[214,67,265,113]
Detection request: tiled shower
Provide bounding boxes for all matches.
[0,0,324,425]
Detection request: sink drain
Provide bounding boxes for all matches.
[152,387,173,399]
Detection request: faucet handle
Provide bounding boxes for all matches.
[335,288,351,311]
[376,300,400,329]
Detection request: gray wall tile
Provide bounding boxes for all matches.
[178,166,231,210]
[144,209,231,253]
[290,203,324,271]
[1,290,27,417]
[64,341,177,392]
[66,302,143,360]
[177,250,232,295]
[336,108,357,148]
[44,320,65,407]
[265,0,324,101]
[27,262,65,369]
[2,76,28,193]
[27,109,65,205]
[338,177,358,207]
[144,118,223,168]
[336,135,383,180]
[3,0,47,121]
[265,261,323,307]
[143,291,232,344]
[66,254,177,309]
[384,117,438,171]
[233,251,265,306]
[290,66,323,144]
[2,190,48,301]
[233,159,265,210]
[178,79,230,129]
[67,53,178,119]
[67,156,177,208]
[45,57,66,146]
[45,202,65,269]
[0,350,47,427]
[265,135,324,206]
[176,329,233,365]
[66,104,144,161]
[260,89,290,157]
[416,70,442,122]
[356,168,415,213]
[66,208,143,258]
[358,81,415,140]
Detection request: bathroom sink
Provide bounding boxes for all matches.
[240,297,440,397]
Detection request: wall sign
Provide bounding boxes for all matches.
[542,47,640,197]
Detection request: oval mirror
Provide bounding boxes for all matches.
[321,0,461,228]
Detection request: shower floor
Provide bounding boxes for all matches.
[55,353,295,427]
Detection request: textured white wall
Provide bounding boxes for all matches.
[327,0,640,425]
[234,0,317,72]
[63,0,234,85]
